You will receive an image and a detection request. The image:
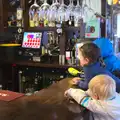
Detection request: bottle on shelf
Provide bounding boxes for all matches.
[74,17,81,27]
[0,85,2,90]
[16,7,23,27]
[65,39,72,65]
[8,14,17,27]
[41,40,45,56]
[68,15,74,26]
[71,46,76,65]
[29,0,40,27]
[37,73,43,90]
[34,72,38,85]
[29,9,35,27]
[71,34,76,65]
[33,10,39,27]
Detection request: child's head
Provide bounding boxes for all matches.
[78,42,101,67]
[88,75,116,100]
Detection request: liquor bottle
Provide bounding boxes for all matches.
[8,14,17,27]
[74,17,81,27]
[44,17,49,27]
[69,15,74,26]
[16,7,23,27]
[41,40,45,56]
[33,10,39,27]
[71,46,76,65]
[37,73,43,90]
[0,85,2,90]
[34,72,38,85]
[65,39,72,64]
[29,0,40,27]
[29,9,35,27]
[34,72,39,91]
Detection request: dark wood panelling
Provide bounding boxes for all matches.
[20,0,29,30]
[101,0,106,37]
[0,0,4,32]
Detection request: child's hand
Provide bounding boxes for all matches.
[64,90,69,97]
[64,89,72,98]
[71,77,81,85]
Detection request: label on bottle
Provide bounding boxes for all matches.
[45,49,48,54]
[69,16,74,26]
[74,18,81,27]
[8,21,12,26]
[29,20,35,27]
[71,57,75,65]
[66,51,71,60]
[44,19,48,27]
[17,20,22,27]
[69,21,72,26]
[17,8,23,20]
[42,46,45,55]
[59,55,62,65]
[34,21,39,27]
[34,12,39,27]
[62,55,65,65]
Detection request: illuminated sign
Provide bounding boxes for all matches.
[85,18,100,38]
[22,32,42,49]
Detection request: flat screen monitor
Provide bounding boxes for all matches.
[22,32,42,49]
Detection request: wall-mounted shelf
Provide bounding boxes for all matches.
[0,44,21,47]
[2,60,80,69]
[27,26,82,32]
[27,27,57,32]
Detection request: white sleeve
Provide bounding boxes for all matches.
[67,88,107,114]
[67,88,87,104]
[81,98,108,115]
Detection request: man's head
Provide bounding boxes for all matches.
[78,42,101,67]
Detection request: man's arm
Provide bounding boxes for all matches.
[77,80,88,90]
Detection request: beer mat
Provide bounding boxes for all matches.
[0,90,24,102]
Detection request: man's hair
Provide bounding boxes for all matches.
[79,42,101,64]
[89,75,116,100]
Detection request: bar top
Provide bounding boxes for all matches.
[0,78,91,120]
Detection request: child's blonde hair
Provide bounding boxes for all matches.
[88,75,116,100]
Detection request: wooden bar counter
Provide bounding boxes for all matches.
[0,78,92,120]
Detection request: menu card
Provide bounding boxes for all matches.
[0,90,24,102]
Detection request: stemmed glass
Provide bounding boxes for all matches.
[57,0,67,23]
[29,0,40,27]
[47,0,60,26]
[66,0,75,23]
[73,0,82,27]
[39,0,50,26]
[82,0,95,23]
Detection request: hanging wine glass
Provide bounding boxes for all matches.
[88,0,96,21]
[47,0,60,27]
[81,0,88,23]
[82,0,95,23]
[66,0,75,21]
[73,0,82,27]
[53,0,60,8]
[66,0,75,25]
[57,0,67,23]
[29,0,40,27]
[28,0,32,4]
[39,0,50,26]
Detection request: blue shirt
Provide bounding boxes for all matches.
[78,62,120,92]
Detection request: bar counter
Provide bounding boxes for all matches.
[0,78,92,120]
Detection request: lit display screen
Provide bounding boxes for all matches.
[22,32,42,49]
